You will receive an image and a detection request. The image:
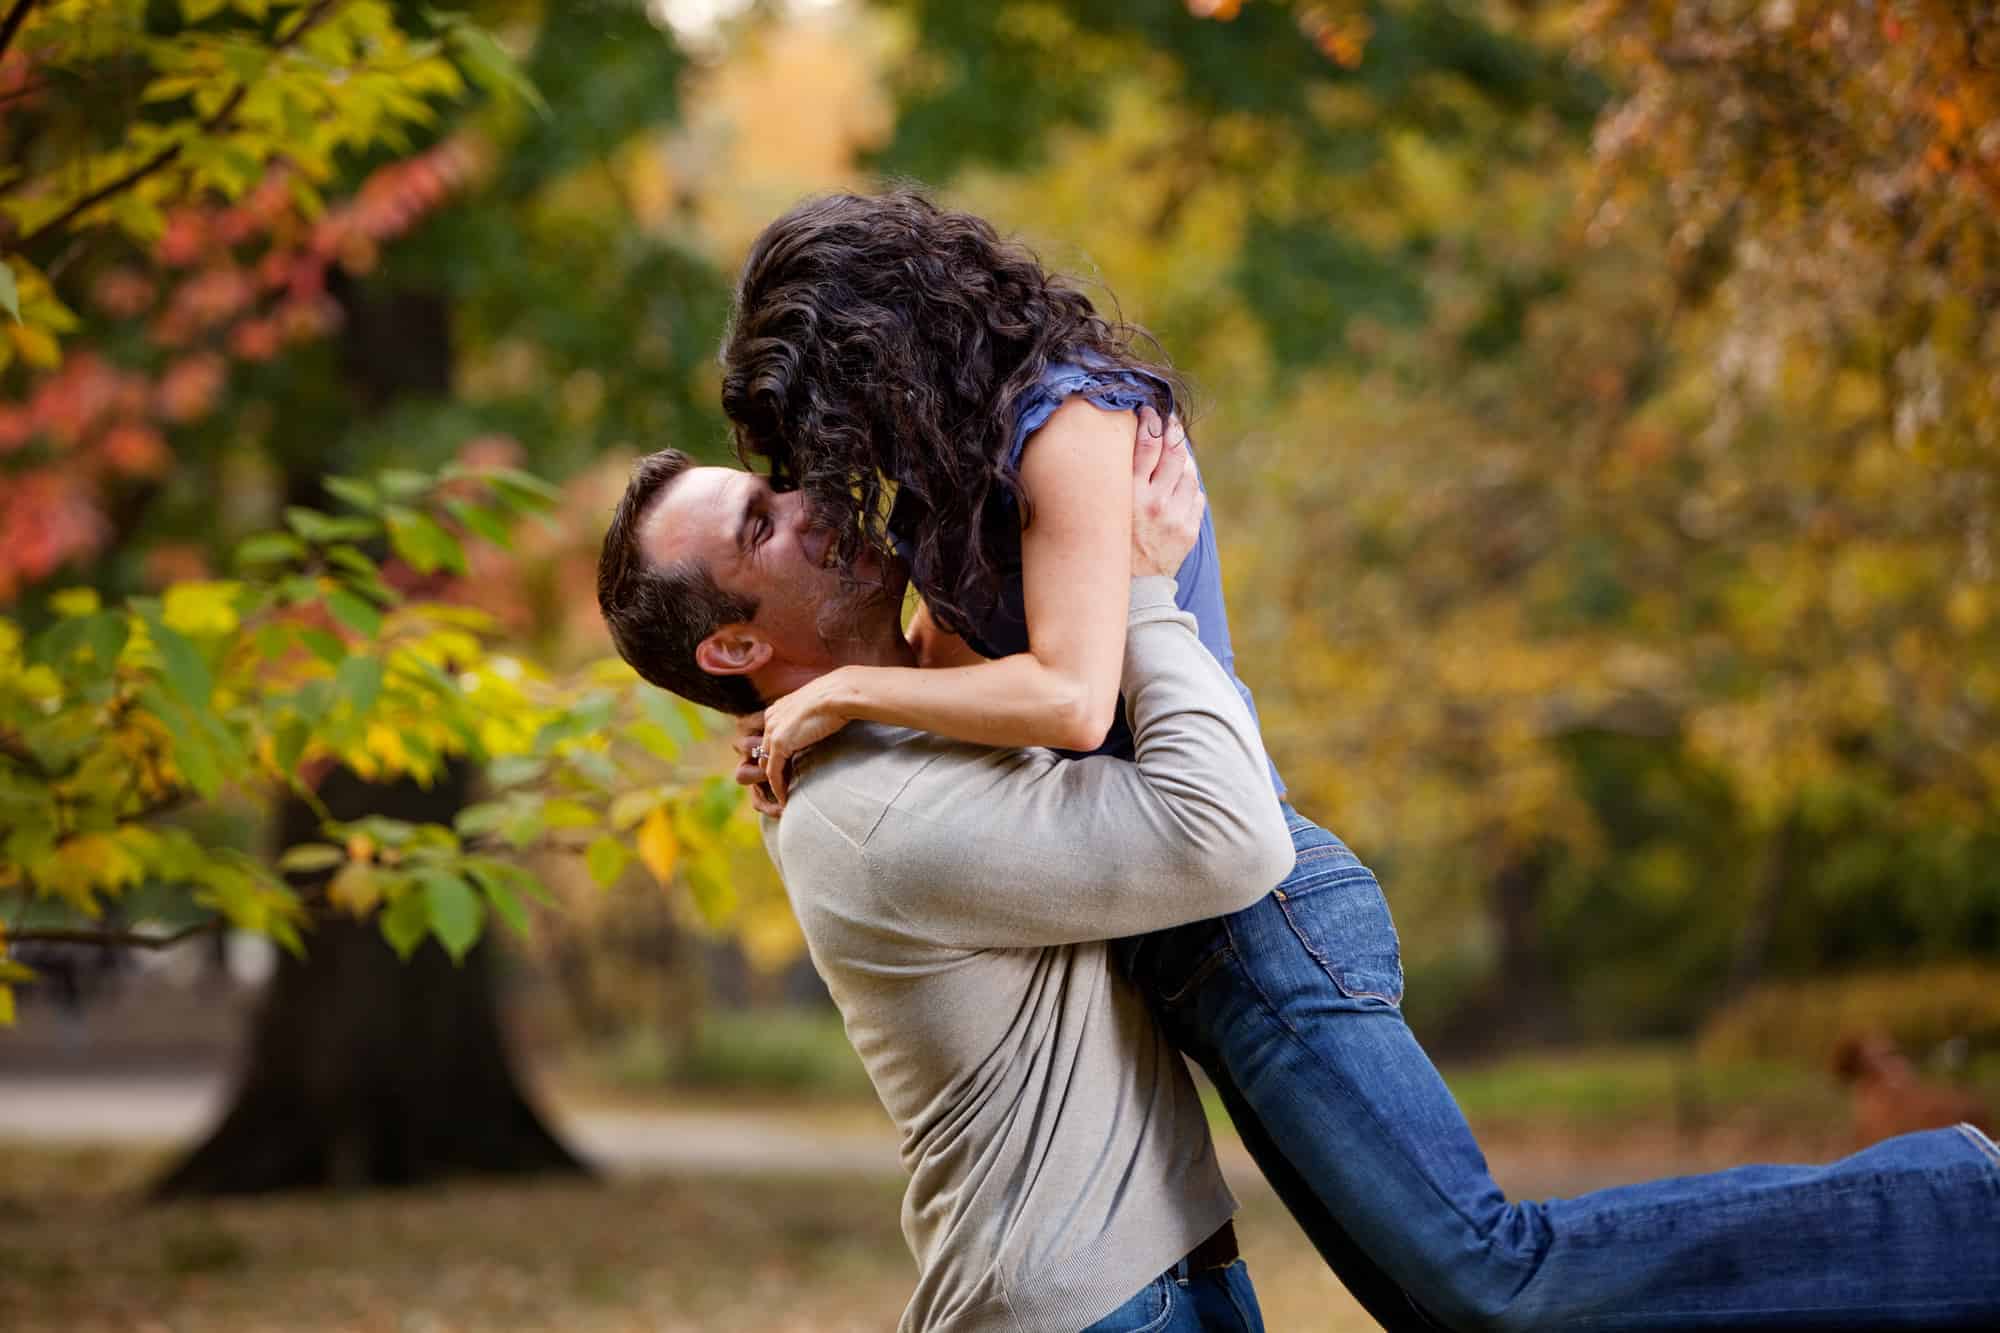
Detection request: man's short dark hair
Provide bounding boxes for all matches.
[597,449,764,715]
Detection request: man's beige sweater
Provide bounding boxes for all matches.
[761,577,1295,1332]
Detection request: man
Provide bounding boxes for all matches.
[598,422,1291,1332]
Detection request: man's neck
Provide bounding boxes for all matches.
[754,624,916,702]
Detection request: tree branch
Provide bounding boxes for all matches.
[15,0,344,251]
[6,918,223,950]
[0,0,36,64]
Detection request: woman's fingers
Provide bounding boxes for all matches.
[765,740,793,805]
[1133,407,1165,478]
[747,781,783,818]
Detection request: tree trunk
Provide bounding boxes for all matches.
[1726,813,1799,992]
[153,766,587,1198]
[154,277,584,1197]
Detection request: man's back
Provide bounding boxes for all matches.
[762,580,1294,1333]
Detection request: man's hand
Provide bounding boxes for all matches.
[1131,406,1202,578]
[732,711,783,817]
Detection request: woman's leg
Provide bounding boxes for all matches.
[1125,807,2000,1332]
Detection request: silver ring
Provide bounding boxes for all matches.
[750,744,768,764]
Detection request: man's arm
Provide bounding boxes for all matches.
[855,575,1294,950]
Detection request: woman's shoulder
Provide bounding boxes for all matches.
[1010,356,1173,463]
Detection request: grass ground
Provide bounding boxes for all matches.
[7,1037,1991,1332]
[0,1146,1380,1333]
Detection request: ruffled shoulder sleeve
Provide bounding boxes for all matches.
[1004,360,1175,473]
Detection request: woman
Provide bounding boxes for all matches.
[721,190,2000,1332]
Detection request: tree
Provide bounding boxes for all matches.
[883,0,2000,1043]
[1,0,766,1191]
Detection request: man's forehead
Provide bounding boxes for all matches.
[641,464,748,566]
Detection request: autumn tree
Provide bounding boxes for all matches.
[885,0,2000,1044]
[1,0,758,1192]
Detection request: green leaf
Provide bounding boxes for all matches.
[139,609,214,716]
[277,843,346,874]
[380,889,429,960]
[444,499,512,549]
[273,718,310,773]
[586,834,631,888]
[465,856,553,908]
[377,469,432,501]
[138,683,221,800]
[321,476,380,512]
[0,260,18,323]
[385,507,466,576]
[474,864,532,938]
[608,789,659,831]
[434,13,551,119]
[285,507,379,545]
[487,755,546,788]
[641,690,697,747]
[335,654,384,720]
[684,849,737,928]
[235,532,307,568]
[297,627,346,666]
[421,871,484,962]
[326,588,383,638]
[541,797,599,829]
[697,776,741,831]
[453,802,509,838]
[485,466,562,511]
[269,916,306,959]
[81,614,130,675]
[624,720,682,761]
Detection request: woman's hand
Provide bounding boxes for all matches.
[1131,405,1202,577]
[732,712,783,817]
[756,667,859,808]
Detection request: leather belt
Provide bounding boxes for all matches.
[1182,1219,1239,1272]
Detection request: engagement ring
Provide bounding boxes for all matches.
[751,745,768,764]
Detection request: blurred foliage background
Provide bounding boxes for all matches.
[3,0,1999,1164]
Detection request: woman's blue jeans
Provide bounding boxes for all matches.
[1114,806,2000,1332]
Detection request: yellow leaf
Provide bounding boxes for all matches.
[636,805,679,885]
[17,664,61,701]
[327,862,382,916]
[49,587,100,618]
[738,896,806,974]
[162,580,242,637]
[0,985,12,1026]
[10,322,59,369]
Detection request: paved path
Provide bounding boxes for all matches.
[0,1072,1722,1196]
[0,1074,996,1179]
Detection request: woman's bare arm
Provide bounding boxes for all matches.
[755,401,1176,802]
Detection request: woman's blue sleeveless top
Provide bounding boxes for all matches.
[894,360,1284,794]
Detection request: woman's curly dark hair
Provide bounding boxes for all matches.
[719,189,1183,640]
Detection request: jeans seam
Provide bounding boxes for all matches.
[1269,888,1405,1006]
[1219,1260,1259,1330]
[1959,1121,2000,1168]
[1129,1276,1175,1333]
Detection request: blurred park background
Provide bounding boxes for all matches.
[3,1,1999,1329]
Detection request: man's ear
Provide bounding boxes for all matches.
[695,625,773,678]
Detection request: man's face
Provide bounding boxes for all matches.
[639,466,903,671]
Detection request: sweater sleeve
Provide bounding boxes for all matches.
[858,577,1294,948]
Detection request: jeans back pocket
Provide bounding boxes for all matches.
[1273,840,1405,1007]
